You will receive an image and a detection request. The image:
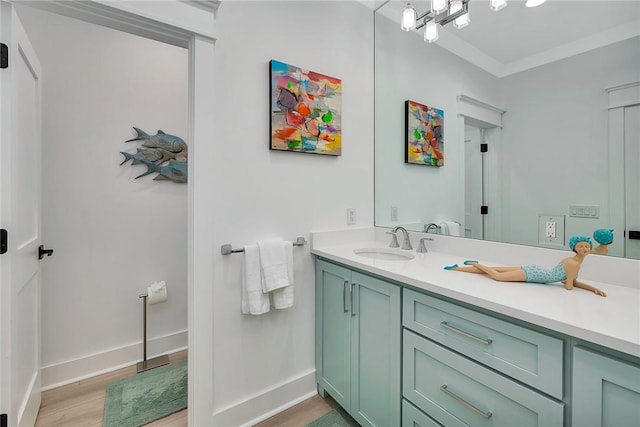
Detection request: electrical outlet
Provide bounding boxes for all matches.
[390,206,398,222]
[545,221,556,238]
[347,208,356,225]
[538,214,565,247]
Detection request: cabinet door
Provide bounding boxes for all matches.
[350,272,401,427]
[572,347,640,427]
[316,259,352,409]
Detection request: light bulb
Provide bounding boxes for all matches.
[490,0,508,11]
[450,0,470,29]
[424,19,439,43]
[401,3,417,31]
[525,0,547,7]
[431,0,447,15]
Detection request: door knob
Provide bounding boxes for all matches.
[38,245,54,260]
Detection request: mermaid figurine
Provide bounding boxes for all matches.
[444,236,607,297]
[591,228,614,255]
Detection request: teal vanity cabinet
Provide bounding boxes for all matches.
[572,346,640,427]
[315,258,401,427]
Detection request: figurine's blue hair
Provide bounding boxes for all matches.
[569,235,592,251]
[593,228,614,245]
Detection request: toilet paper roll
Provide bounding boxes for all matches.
[147,281,167,305]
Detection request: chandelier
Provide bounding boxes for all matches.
[401,0,547,43]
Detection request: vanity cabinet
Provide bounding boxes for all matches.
[315,257,639,427]
[315,259,401,427]
[572,346,640,427]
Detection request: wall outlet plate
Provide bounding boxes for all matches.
[538,214,565,247]
[390,206,398,222]
[347,208,356,225]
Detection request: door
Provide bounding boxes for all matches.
[0,2,43,426]
[624,104,640,259]
[464,125,483,239]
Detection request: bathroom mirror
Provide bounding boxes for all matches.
[374,0,640,259]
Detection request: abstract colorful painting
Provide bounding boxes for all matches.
[270,59,342,156]
[405,100,444,166]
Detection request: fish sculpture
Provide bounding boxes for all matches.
[126,127,188,153]
[135,159,187,183]
[120,127,188,183]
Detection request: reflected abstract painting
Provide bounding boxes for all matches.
[270,59,342,156]
[405,100,444,166]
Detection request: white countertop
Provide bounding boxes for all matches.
[311,228,640,358]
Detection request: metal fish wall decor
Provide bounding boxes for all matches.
[120,127,188,183]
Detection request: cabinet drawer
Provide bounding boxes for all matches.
[403,289,563,398]
[403,330,564,427]
[403,399,443,427]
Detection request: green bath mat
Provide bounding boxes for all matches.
[103,360,187,427]
[306,407,360,427]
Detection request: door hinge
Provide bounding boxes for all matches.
[480,143,488,153]
[1,413,7,427]
[481,206,488,215]
[0,43,8,69]
[1,229,7,254]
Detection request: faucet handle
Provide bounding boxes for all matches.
[416,237,433,253]
[386,231,399,248]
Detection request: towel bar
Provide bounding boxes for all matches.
[221,236,307,255]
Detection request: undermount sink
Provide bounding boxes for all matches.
[353,247,415,261]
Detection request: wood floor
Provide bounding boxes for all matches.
[35,351,188,427]
[34,350,337,427]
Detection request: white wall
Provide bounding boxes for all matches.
[499,37,640,252]
[15,5,189,387]
[210,1,373,424]
[374,13,503,228]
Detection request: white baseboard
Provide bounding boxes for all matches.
[41,329,188,390]
[212,369,317,427]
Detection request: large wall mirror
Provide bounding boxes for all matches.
[374,0,640,259]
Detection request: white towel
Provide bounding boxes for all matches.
[272,241,294,309]
[440,221,462,237]
[241,245,270,315]
[258,238,291,292]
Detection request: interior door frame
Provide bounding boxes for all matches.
[607,81,640,259]
[4,2,219,425]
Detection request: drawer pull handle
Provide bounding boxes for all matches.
[440,321,493,345]
[440,385,492,420]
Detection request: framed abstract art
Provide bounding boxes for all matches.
[269,59,342,156]
[405,100,444,166]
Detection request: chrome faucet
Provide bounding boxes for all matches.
[416,237,433,253]
[423,223,441,234]
[392,226,413,250]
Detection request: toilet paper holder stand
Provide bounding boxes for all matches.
[137,293,170,373]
